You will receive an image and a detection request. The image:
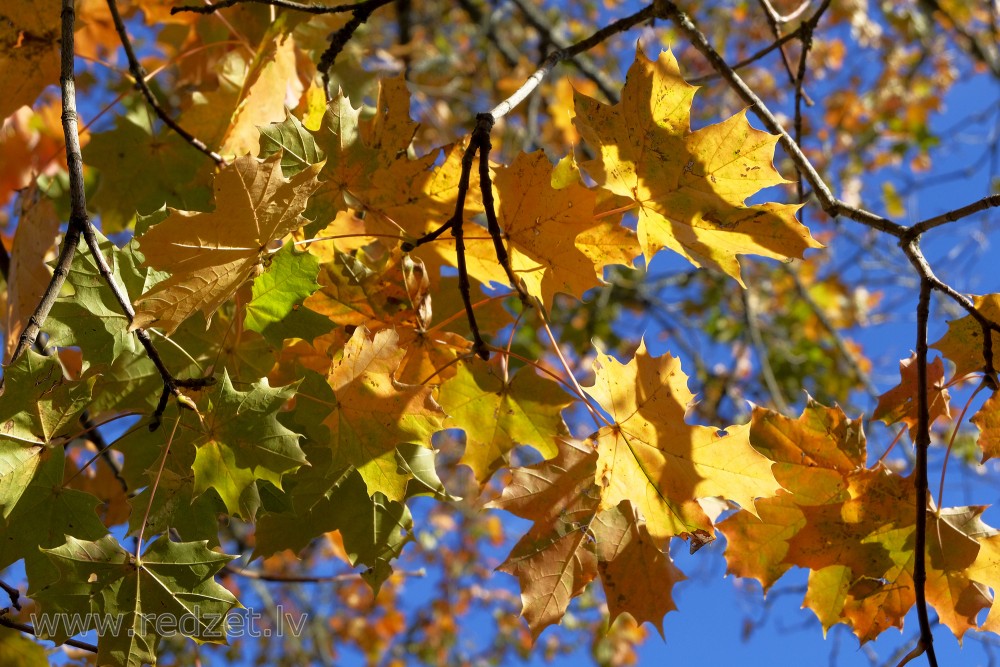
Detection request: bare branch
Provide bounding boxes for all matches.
[319,0,394,98]
[171,0,387,16]
[912,277,939,667]
[0,615,98,653]
[4,0,87,369]
[107,0,224,165]
[455,0,527,67]
[655,0,907,238]
[223,564,426,583]
[905,193,1000,237]
[507,0,621,102]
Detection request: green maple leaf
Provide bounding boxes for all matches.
[259,111,324,177]
[0,350,96,516]
[244,243,328,345]
[85,105,212,232]
[0,446,107,592]
[254,445,411,592]
[33,535,239,666]
[189,371,306,520]
[46,231,158,368]
[128,468,227,546]
[438,356,571,483]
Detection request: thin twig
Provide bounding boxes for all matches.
[755,0,798,87]
[743,288,791,414]
[904,193,1000,238]
[107,0,224,164]
[319,0,393,97]
[3,0,87,371]
[0,580,20,611]
[171,0,387,15]
[893,639,926,667]
[405,4,656,356]
[901,240,1000,366]
[688,27,806,84]
[655,0,906,237]
[912,277,939,667]
[784,266,879,400]
[0,616,98,653]
[223,564,426,583]
[455,0,522,67]
[507,0,621,101]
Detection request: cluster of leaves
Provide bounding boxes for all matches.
[3,0,1000,666]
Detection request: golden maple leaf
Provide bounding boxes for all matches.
[583,341,780,541]
[573,48,821,285]
[464,151,639,305]
[133,153,321,334]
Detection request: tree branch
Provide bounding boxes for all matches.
[507,0,622,102]
[455,0,522,67]
[4,0,87,370]
[106,0,224,165]
[0,615,98,653]
[223,564,425,583]
[904,193,1000,238]
[171,0,387,16]
[655,0,907,237]
[912,277,939,667]
[319,0,394,98]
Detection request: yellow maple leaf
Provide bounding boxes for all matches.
[584,341,780,541]
[931,293,1000,381]
[464,151,639,305]
[133,153,321,334]
[573,48,821,285]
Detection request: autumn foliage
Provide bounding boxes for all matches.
[3,1,1000,666]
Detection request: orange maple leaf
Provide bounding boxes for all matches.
[872,353,951,438]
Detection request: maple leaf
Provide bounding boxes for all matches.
[463,151,639,305]
[0,445,108,594]
[301,90,379,228]
[85,105,213,232]
[132,153,322,334]
[490,438,602,638]
[46,231,156,368]
[289,327,444,501]
[438,355,572,483]
[592,501,685,635]
[872,353,951,438]
[360,75,420,169]
[4,184,59,362]
[720,400,865,591]
[180,20,303,159]
[931,293,1000,380]
[187,372,306,520]
[722,401,990,640]
[583,341,780,541]
[972,390,1000,462]
[0,1,62,119]
[243,245,329,347]
[32,535,239,665]
[254,446,412,592]
[573,48,820,285]
[491,438,685,638]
